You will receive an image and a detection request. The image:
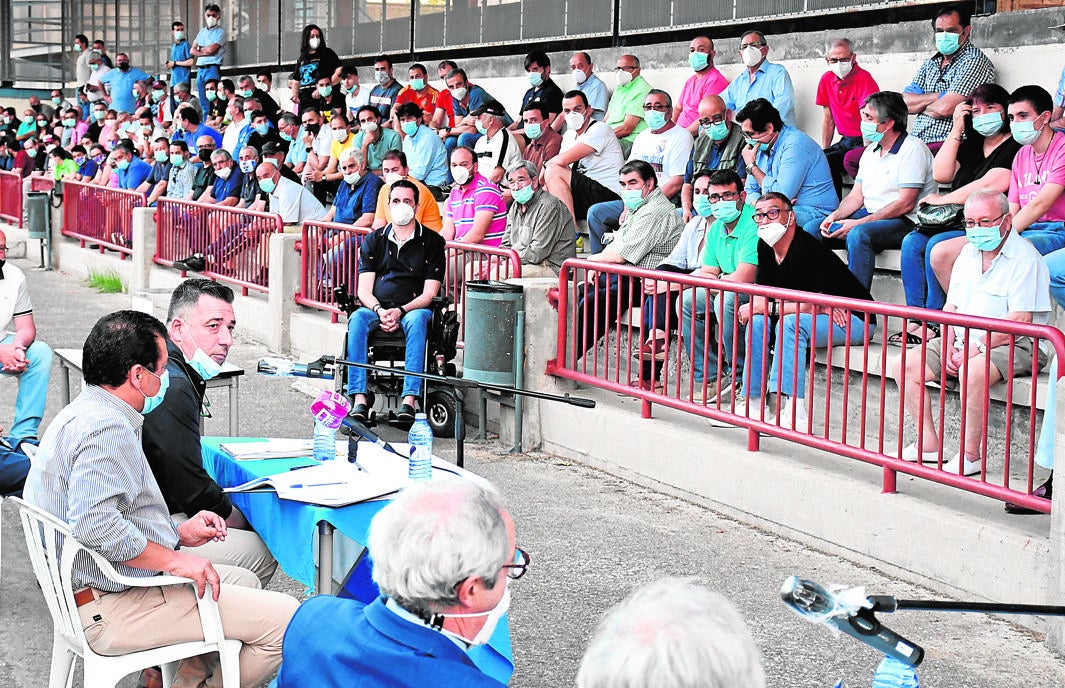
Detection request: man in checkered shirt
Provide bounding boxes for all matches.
[572,159,684,359]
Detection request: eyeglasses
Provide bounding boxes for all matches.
[826,57,852,64]
[701,191,739,203]
[740,42,765,50]
[642,104,669,112]
[752,207,787,222]
[501,548,531,580]
[963,213,1006,229]
[698,115,725,126]
[613,65,638,73]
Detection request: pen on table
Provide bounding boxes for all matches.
[291,481,346,488]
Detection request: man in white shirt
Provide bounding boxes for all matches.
[255,160,327,228]
[472,100,524,189]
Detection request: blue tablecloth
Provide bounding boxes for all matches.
[201,436,514,684]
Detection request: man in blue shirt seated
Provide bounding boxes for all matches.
[324,148,383,226]
[112,141,152,190]
[277,478,525,688]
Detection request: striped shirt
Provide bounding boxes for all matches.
[24,385,180,592]
[608,189,684,269]
[446,172,507,247]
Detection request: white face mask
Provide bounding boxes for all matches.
[564,111,586,132]
[451,86,468,101]
[343,171,361,185]
[391,202,416,226]
[308,37,320,50]
[741,45,763,68]
[214,165,231,180]
[205,15,218,28]
[757,219,788,246]
[830,60,853,80]
[451,165,471,185]
[572,69,587,85]
[332,128,349,142]
[440,586,510,647]
[361,121,379,133]
[615,70,632,87]
[384,172,403,185]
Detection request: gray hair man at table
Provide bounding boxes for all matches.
[276,479,527,688]
[24,310,298,688]
[142,278,278,587]
[577,576,767,688]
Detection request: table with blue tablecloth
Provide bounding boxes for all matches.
[200,436,514,684]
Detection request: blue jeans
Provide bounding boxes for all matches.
[794,205,830,237]
[1047,245,1065,310]
[0,336,52,440]
[587,200,623,253]
[196,64,220,109]
[818,208,914,290]
[1021,222,1065,255]
[345,307,432,398]
[899,229,964,309]
[743,312,871,399]
[680,288,748,383]
[0,438,32,497]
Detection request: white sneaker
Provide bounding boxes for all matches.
[901,443,940,463]
[778,396,809,430]
[941,452,983,476]
[709,395,749,428]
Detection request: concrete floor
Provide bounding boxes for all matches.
[1,254,1064,687]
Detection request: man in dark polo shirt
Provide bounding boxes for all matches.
[345,179,446,423]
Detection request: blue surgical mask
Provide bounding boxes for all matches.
[688,51,709,72]
[965,222,1005,252]
[259,177,276,194]
[512,184,534,205]
[644,110,667,130]
[401,121,419,137]
[972,112,1003,138]
[527,71,543,87]
[708,120,729,141]
[410,78,425,90]
[692,194,713,218]
[1011,120,1041,146]
[140,369,170,414]
[860,120,885,144]
[710,200,742,224]
[620,188,645,210]
[935,31,960,56]
[279,131,293,142]
[254,123,269,136]
[188,348,222,380]
[524,122,542,140]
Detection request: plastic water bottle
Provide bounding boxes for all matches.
[407,413,433,481]
[310,391,350,462]
[870,656,919,688]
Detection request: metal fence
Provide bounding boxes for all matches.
[155,198,283,295]
[547,259,1065,514]
[0,171,24,227]
[60,179,145,256]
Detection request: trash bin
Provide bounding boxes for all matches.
[462,280,524,386]
[26,191,49,240]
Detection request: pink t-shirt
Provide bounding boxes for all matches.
[446,173,507,247]
[1008,131,1065,223]
[676,67,729,129]
[814,64,880,139]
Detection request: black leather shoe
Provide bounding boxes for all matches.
[348,403,369,423]
[173,253,207,272]
[396,404,416,423]
[1004,474,1052,515]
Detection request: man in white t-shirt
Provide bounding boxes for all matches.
[256,160,327,227]
[84,50,112,104]
[472,100,524,192]
[586,89,694,253]
[544,90,626,224]
[0,230,52,449]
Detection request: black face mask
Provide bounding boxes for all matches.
[117,63,130,72]
[0,259,8,278]
[198,150,213,163]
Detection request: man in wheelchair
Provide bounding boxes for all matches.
[345,179,446,423]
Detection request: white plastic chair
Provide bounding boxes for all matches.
[11,497,242,688]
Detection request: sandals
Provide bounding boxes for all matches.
[887,324,940,347]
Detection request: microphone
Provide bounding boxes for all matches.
[780,576,924,667]
[341,417,405,458]
[257,356,335,379]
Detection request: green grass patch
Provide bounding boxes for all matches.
[86,270,126,294]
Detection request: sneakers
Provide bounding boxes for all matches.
[172,253,207,272]
[901,443,941,463]
[778,396,809,430]
[691,375,728,405]
[942,452,983,476]
[709,394,750,428]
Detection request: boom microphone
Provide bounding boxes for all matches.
[341,417,405,458]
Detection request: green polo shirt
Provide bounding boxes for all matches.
[701,203,759,275]
[605,75,652,144]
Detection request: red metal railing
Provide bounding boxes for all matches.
[0,170,23,227]
[296,220,522,338]
[155,198,283,295]
[29,175,55,192]
[61,179,146,257]
[547,259,1065,513]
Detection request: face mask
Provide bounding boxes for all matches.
[512,184,534,205]
[384,172,403,185]
[374,70,389,85]
[440,586,511,647]
[187,343,223,380]
[52,97,62,106]
[240,89,254,99]
[451,86,468,101]
[140,369,170,414]
[1011,120,1041,146]
[342,83,356,94]
[688,51,709,72]
[527,71,543,87]
[74,44,82,52]
[73,155,85,165]
[214,165,231,179]
[318,85,333,97]
[204,90,217,101]
[62,118,76,128]
[170,153,185,167]
[972,112,1004,137]
[239,159,256,173]
[620,188,645,210]
[205,16,218,28]
[644,109,667,130]
[174,30,185,41]
[154,150,169,163]
[524,122,542,140]
[830,60,852,80]
[860,120,885,144]
[391,202,416,226]
[332,128,349,142]
[572,69,587,85]
[564,111,585,131]
[935,31,960,56]
[90,63,100,72]
[253,123,269,136]
[475,120,488,135]
[258,177,276,194]
[37,120,48,128]
[451,165,471,185]
[308,37,321,50]
[410,78,425,90]
[712,199,743,223]
[93,110,105,121]
[708,120,729,141]
[119,121,132,132]
[93,153,106,164]
[152,89,166,101]
[963,220,1003,251]
[402,121,419,137]
[343,171,361,185]
[26,148,37,158]
[279,131,293,142]
[117,63,130,72]
[615,70,632,87]
[105,119,116,128]
[361,121,378,133]
[115,158,129,170]
[198,149,213,163]
[692,194,713,218]
[741,46,763,68]
[757,219,789,246]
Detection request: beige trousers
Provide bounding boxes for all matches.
[174,512,279,588]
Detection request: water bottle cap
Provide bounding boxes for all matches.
[415,413,427,420]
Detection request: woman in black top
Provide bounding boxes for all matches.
[897,84,1020,341]
[290,24,343,112]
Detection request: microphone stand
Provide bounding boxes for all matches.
[292,355,596,467]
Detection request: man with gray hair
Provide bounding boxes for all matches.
[577,577,766,688]
[816,38,880,198]
[502,160,575,276]
[276,479,525,687]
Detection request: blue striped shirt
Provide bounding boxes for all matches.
[25,385,180,592]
